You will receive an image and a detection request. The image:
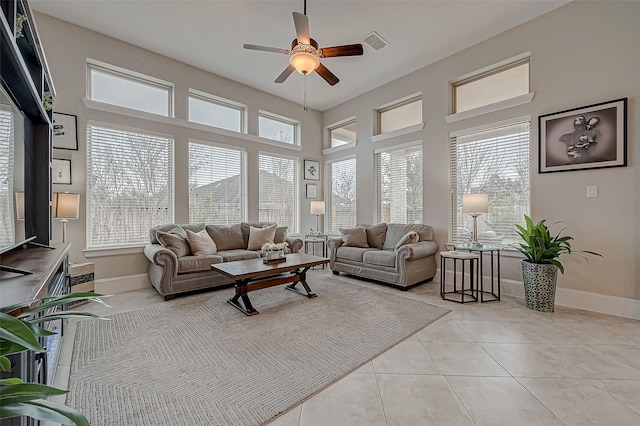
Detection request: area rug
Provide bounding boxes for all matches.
[66,276,449,425]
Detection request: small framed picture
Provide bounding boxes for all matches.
[52,158,72,184]
[304,159,320,181]
[306,183,318,199]
[52,112,78,150]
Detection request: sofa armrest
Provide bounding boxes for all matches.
[286,237,303,253]
[396,240,439,260]
[144,243,177,267]
[327,238,343,267]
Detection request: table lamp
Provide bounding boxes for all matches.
[462,193,488,247]
[52,192,80,243]
[310,201,325,235]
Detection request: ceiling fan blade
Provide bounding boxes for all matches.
[316,63,339,86]
[292,12,310,45]
[243,44,289,54]
[320,44,364,58]
[275,65,296,83]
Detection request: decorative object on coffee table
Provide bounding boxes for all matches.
[261,241,289,264]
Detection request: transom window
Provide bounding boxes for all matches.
[330,120,356,147]
[189,141,247,224]
[327,157,356,233]
[449,120,530,246]
[258,154,298,232]
[87,60,173,116]
[378,97,422,134]
[188,90,245,133]
[0,109,14,246]
[86,124,174,248]
[453,59,529,113]
[259,111,299,145]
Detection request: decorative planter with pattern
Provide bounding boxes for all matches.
[521,261,558,312]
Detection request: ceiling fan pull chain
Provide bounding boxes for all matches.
[304,74,308,111]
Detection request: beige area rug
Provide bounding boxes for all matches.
[67,275,449,426]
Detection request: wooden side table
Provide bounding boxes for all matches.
[69,262,95,307]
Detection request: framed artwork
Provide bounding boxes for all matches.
[539,98,627,173]
[304,159,320,181]
[52,158,72,184]
[306,183,318,199]
[52,112,78,150]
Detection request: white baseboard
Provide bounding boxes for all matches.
[436,269,640,320]
[95,274,151,294]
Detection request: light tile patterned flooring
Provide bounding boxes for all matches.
[52,269,640,426]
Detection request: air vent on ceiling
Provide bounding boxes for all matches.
[363,31,389,51]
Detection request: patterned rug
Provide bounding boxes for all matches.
[67,275,449,425]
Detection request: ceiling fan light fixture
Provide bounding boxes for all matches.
[290,51,319,75]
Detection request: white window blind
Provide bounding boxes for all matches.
[87,124,174,248]
[258,154,298,233]
[188,92,244,132]
[450,121,530,246]
[0,110,14,246]
[327,157,356,233]
[376,144,423,224]
[189,142,246,224]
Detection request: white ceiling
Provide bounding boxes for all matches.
[31,0,569,111]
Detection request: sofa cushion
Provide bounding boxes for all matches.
[186,229,217,256]
[150,223,205,244]
[362,250,396,268]
[157,228,191,257]
[336,247,377,262]
[240,222,273,246]
[207,224,245,251]
[340,227,369,248]
[216,249,261,262]
[383,224,434,250]
[177,254,224,273]
[394,231,419,251]
[357,223,387,249]
[274,226,288,244]
[247,224,277,250]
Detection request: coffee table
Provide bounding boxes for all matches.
[211,253,329,316]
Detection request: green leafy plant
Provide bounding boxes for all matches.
[1,292,109,425]
[514,214,601,274]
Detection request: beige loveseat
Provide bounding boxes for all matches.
[328,223,438,289]
[144,222,302,300]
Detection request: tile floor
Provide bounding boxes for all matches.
[51,269,640,426]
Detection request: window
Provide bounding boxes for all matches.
[454,59,529,113]
[259,111,298,144]
[375,144,423,224]
[87,124,174,248]
[258,154,298,232]
[449,120,530,246]
[327,157,356,233]
[88,61,173,116]
[0,109,14,246]
[378,98,422,134]
[188,90,245,132]
[189,142,247,224]
[330,120,356,147]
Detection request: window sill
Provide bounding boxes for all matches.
[83,245,145,258]
[445,93,535,123]
[323,142,356,156]
[371,122,425,144]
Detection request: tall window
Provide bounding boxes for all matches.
[378,97,422,134]
[189,142,246,224]
[188,90,245,132]
[376,144,423,224]
[258,154,298,232]
[330,120,356,147]
[259,111,298,144]
[0,109,14,246]
[453,59,529,113]
[449,120,530,246]
[88,61,173,116]
[87,124,174,248]
[327,157,356,233]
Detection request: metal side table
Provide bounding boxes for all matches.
[304,234,328,268]
[440,251,479,304]
[455,245,501,302]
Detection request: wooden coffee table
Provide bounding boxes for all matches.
[211,253,329,316]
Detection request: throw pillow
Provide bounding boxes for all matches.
[274,226,288,244]
[394,231,419,251]
[206,224,244,250]
[157,228,191,257]
[186,229,217,256]
[340,227,369,248]
[247,224,277,251]
[364,223,387,249]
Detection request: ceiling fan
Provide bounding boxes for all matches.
[243,0,363,86]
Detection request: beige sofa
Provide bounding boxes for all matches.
[144,222,302,300]
[328,223,438,289]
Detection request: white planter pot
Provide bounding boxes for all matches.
[521,260,558,312]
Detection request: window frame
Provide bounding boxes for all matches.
[328,118,357,148]
[258,110,300,145]
[188,89,247,133]
[377,96,422,135]
[257,152,299,233]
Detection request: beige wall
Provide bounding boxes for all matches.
[35,13,323,284]
[322,1,639,300]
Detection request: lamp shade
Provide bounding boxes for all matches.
[462,194,488,214]
[290,51,320,75]
[310,201,325,215]
[15,192,25,220]
[52,192,80,219]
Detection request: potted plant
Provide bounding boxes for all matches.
[514,215,601,312]
[1,292,108,425]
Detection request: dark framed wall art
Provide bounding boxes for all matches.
[52,112,78,150]
[304,159,320,180]
[52,158,72,184]
[538,98,627,173]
